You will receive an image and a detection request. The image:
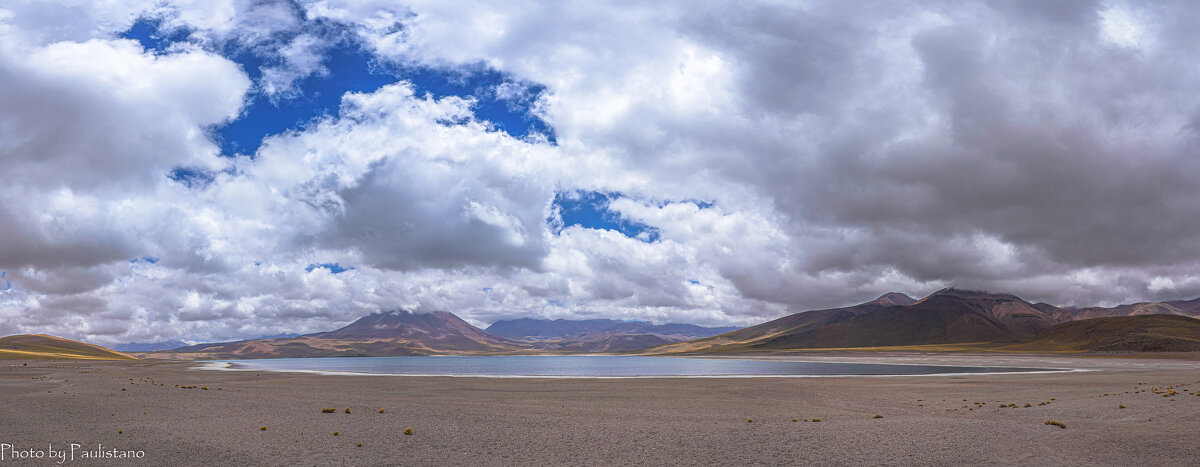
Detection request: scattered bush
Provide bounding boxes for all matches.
[1119,405,1127,409]
[811,418,821,422]
[321,408,336,413]
[357,443,363,447]
[873,414,883,419]
[792,418,798,422]
[1044,420,1066,429]
[747,418,753,423]
[344,408,351,414]
[260,426,267,431]
[1024,403,1031,408]
[378,408,385,413]
[404,427,414,436]
[333,431,339,436]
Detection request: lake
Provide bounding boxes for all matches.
[204,355,1055,377]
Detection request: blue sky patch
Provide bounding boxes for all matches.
[306,263,354,274]
[551,191,661,243]
[167,167,217,189]
[121,17,192,55]
[120,15,555,163]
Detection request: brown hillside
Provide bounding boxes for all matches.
[647,289,1062,353]
[167,310,528,359]
[0,334,136,360]
[1009,315,1200,352]
[644,292,912,353]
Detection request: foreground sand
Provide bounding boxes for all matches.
[1,354,1198,466]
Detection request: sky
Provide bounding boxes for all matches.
[2,0,1200,345]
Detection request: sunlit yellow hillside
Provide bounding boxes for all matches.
[0,334,136,360]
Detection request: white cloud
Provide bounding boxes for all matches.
[5,0,1200,345]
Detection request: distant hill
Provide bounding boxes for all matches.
[1068,298,1200,320]
[113,340,190,352]
[646,289,1068,353]
[645,292,917,353]
[485,318,737,352]
[1009,315,1200,352]
[166,310,526,359]
[0,334,136,360]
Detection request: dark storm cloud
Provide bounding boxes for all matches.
[651,1,1200,305]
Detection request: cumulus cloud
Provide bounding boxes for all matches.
[3,0,1200,344]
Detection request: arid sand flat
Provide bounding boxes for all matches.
[1,354,1197,465]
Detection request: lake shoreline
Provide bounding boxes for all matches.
[198,354,1068,378]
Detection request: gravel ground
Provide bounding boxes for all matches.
[0,354,1197,466]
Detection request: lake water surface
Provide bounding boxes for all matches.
[209,355,1055,377]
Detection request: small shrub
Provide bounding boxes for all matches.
[1044,420,1066,429]
[333,431,339,436]
[357,443,363,447]
[1119,405,1126,409]
[1024,403,1031,408]
[404,427,413,436]
[747,418,753,423]
[791,418,798,422]
[121,388,126,391]
[118,430,122,434]
[260,426,267,431]
[378,408,385,413]
[872,414,883,419]
[811,418,821,422]
[344,408,351,414]
[321,408,336,413]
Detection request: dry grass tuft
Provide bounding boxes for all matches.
[1044,420,1066,429]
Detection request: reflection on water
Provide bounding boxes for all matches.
[216,355,1053,377]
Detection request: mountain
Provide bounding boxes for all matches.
[645,292,916,353]
[1010,315,1200,352]
[166,310,526,359]
[113,340,190,352]
[1068,298,1200,320]
[646,289,1066,353]
[0,334,136,360]
[484,318,738,352]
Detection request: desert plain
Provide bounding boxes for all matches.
[1,353,1198,466]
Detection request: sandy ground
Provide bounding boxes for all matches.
[0,354,1198,466]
